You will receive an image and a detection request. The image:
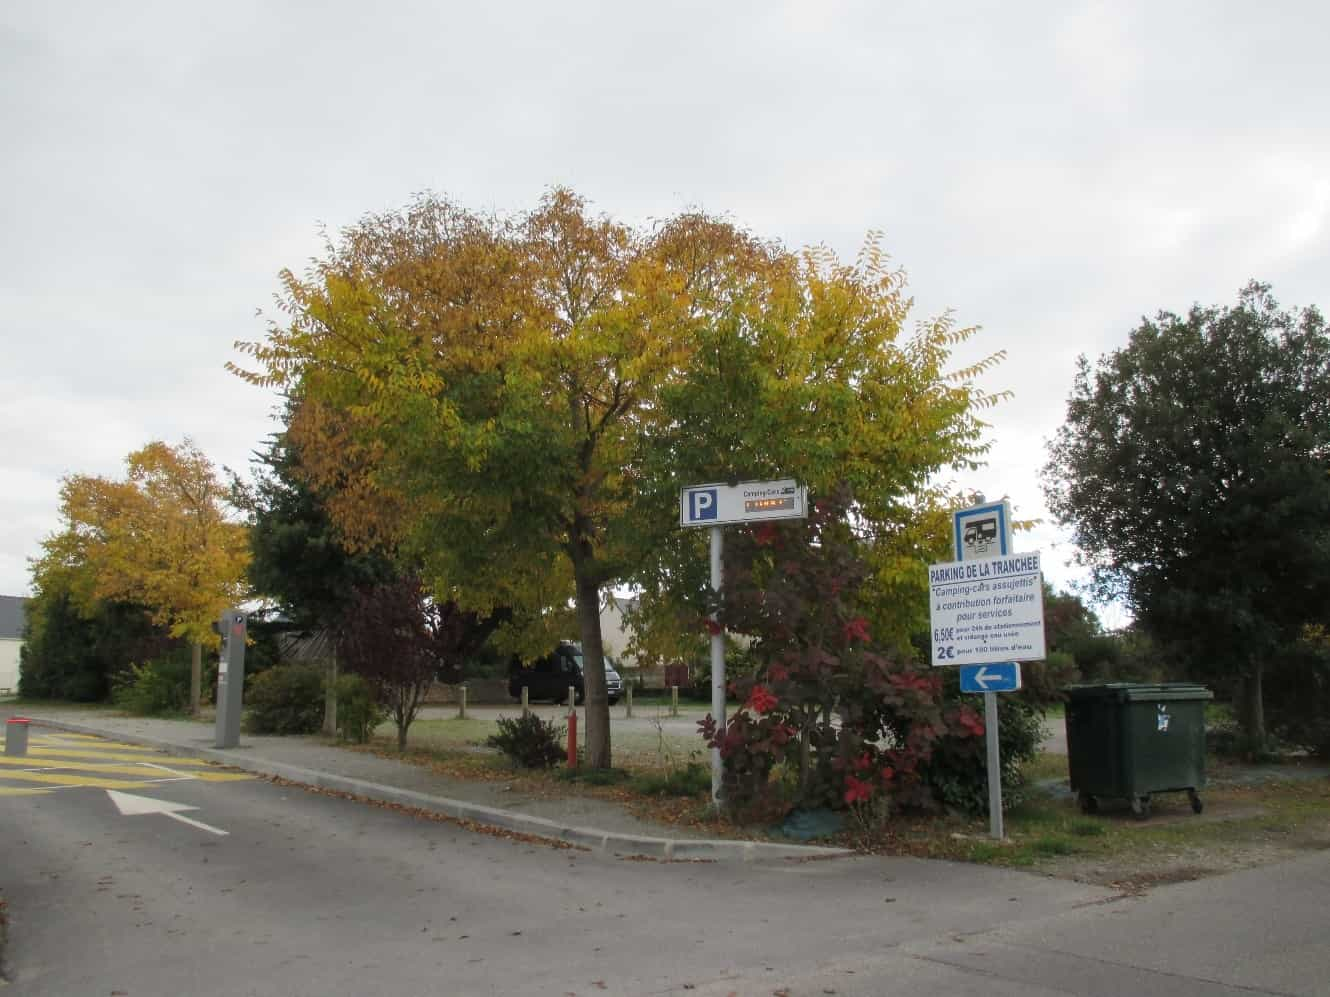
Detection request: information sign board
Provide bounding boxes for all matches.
[929,552,1046,667]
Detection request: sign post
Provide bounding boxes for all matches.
[681,479,807,804]
[931,499,1044,840]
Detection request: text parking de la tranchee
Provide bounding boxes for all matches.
[928,555,1039,586]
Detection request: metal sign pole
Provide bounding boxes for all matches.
[709,525,725,805]
[955,496,1007,841]
[679,479,808,810]
[985,690,1003,839]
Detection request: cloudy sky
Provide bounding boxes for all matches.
[3,1,1327,621]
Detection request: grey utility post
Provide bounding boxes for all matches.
[680,478,807,807]
[214,608,248,749]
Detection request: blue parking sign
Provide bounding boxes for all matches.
[688,488,718,522]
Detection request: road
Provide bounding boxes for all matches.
[2,731,1328,995]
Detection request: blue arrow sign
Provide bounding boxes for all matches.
[960,662,1022,693]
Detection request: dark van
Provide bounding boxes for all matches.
[507,643,622,705]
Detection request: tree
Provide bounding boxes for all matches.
[1044,282,1330,745]
[235,424,396,733]
[337,577,499,751]
[46,440,251,713]
[232,190,1000,767]
[18,580,173,702]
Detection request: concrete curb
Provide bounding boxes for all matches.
[29,717,852,864]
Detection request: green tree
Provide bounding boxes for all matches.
[235,424,396,732]
[232,191,1000,768]
[18,579,174,702]
[1044,282,1330,745]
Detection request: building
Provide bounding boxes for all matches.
[0,595,28,695]
[599,594,639,670]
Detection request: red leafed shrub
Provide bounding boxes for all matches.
[699,485,995,817]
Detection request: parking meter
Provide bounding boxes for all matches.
[214,608,247,748]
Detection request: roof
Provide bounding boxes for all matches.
[0,595,28,640]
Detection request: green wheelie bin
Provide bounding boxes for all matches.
[1064,683,1213,819]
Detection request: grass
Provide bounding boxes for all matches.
[942,769,1330,879]
[1023,751,1069,783]
[629,763,711,797]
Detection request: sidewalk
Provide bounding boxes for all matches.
[10,706,848,863]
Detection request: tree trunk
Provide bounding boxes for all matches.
[190,641,202,716]
[397,721,408,753]
[574,568,611,769]
[1241,658,1267,751]
[323,651,338,737]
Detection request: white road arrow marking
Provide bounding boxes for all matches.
[973,666,996,689]
[106,789,228,836]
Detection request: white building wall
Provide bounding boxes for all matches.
[0,639,20,694]
[598,597,638,668]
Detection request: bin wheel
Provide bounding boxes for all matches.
[1130,795,1152,820]
[1077,792,1098,815]
[1188,789,1203,815]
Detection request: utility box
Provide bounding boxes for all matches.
[1065,682,1212,819]
[214,609,248,749]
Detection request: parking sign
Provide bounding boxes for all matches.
[679,480,807,528]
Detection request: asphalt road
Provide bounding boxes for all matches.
[2,733,1328,996]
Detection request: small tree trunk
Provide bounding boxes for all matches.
[190,642,202,716]
[574,567,611,769]
[323,651,338,737]
[397,721,408,753]
[1242,659,1267,751]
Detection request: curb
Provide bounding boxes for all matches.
[28,717,852,864]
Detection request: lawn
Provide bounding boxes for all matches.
[380,709,710,774]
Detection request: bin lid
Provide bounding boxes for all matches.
[1064,682,1213,703]
[7,716,31,724]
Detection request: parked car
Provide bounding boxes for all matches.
[508,643,622,705]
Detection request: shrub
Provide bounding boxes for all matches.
[487,713,566,768]
[112,655,192,716]
[335,673,384,743]
[1264,636,1330,758]
[922,694,1047,816]
[1019,652,1080,708]
[244,664,325,735]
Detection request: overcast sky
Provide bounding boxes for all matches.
[3,1,1327,624]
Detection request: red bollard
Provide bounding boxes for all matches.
[566,710,578,768]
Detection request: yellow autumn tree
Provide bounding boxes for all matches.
[52,440,251,713]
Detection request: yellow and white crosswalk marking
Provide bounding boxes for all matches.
[0,731,253,795]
